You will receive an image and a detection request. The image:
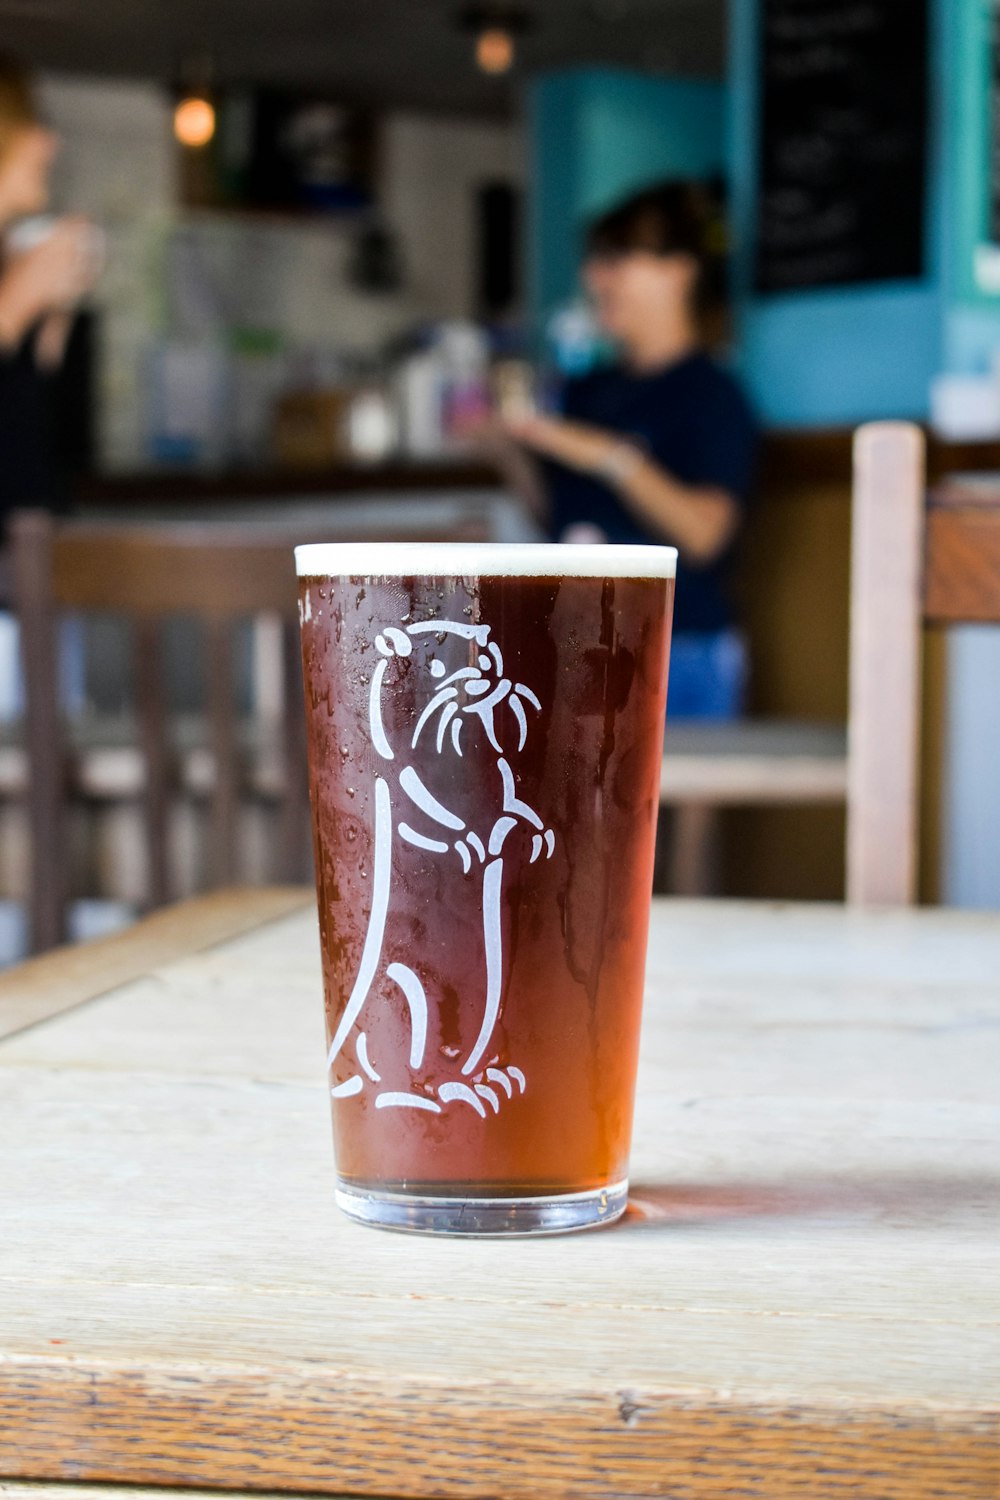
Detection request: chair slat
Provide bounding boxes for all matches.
[205,620,240,888]
[11,512,69,952]
[846,424,925,906]
[134,618,171,908]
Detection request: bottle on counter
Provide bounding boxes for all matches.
[395,347,445,458]
[394,320,491,458]
[345,374,398,463]
[437,321,491,448]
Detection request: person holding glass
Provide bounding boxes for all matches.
[502,180,758,719]
[0,53,101,532]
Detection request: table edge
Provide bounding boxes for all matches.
[1,1354,997,1499]
[0,886,313,1041]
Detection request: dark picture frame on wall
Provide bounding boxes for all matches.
[754,0,929,294]
[179,90,375,215]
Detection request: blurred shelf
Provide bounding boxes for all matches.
[177,203,370,230]
[72,430,1000,510]
[73,459,504,507]
[760,426,1000,487]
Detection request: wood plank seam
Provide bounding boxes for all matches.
[0,886,311,1042]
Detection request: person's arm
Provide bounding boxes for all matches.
[0,218,99,356]
[506,413,738,563]
[33,312,74,370]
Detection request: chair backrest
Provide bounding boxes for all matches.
[847,422,1000,904]
[11,507,495,952]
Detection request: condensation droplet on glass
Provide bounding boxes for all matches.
[339,744,349,760]
[346,787,356,798]
[345,827,357,842]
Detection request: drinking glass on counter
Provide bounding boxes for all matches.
[296,541,675,1235]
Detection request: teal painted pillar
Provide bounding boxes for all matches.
[942,0,1000,371]
[527,69,726,334]
[729,0,1000,427]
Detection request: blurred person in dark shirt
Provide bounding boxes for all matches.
[0,54,101,534]
[502,181,758,719]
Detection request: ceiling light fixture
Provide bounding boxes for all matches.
[173,54,216,149]
[173,94,216,148]
[459,5,530,76]
[476,27,515,74]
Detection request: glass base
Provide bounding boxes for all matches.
[334,1179,629,1237]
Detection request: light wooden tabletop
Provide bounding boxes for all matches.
[1,889,998,1499]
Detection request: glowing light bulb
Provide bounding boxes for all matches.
[174,96,216,149]
[476,27,514,74]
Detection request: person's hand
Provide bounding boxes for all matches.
[450,408,504,446]
[504,413,624,475]
[0,216,102,345]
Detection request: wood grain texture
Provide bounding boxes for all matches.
[1,1358,996,1499]
[0,886,309,1038]
[1,896,998,1497]
[846,424,925,906]
[0,1486,355,1500]
[924,503,1000,624]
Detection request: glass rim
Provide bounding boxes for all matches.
[294,541,677,580]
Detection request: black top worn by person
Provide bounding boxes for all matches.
[0,332,61,538]
[546,351,758,635]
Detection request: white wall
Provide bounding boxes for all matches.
[942,628,1000,908]
[36,77,525,471]
[40,75,175,471]
[382,113,525,321]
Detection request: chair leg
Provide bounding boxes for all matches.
[670,802,721,897]
[135,618,171,909]
[205,620,239,888]
[12,511,69,953]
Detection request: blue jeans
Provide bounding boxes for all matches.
[667,629,747,721]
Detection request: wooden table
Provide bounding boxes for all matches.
[1,890,998,1498]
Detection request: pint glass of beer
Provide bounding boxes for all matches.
[296,542,675,1234]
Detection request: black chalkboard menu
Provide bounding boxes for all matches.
[754,0,928,294]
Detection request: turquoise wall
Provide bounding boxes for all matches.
[942,0,1000,372]
[527,69,726,330]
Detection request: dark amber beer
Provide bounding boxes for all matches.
[296,542,675,1234]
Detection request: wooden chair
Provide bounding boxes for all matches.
[11,513,314,952]
[12,507,502,954]
[847,421,1000,904]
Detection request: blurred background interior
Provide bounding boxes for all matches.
[0,0,998,962]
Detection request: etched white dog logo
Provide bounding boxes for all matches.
[328,618,554,1119]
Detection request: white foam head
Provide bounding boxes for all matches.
[295,541,676,580]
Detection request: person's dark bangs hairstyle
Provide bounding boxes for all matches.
[585,179,728,328]
[586,182,707,260]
